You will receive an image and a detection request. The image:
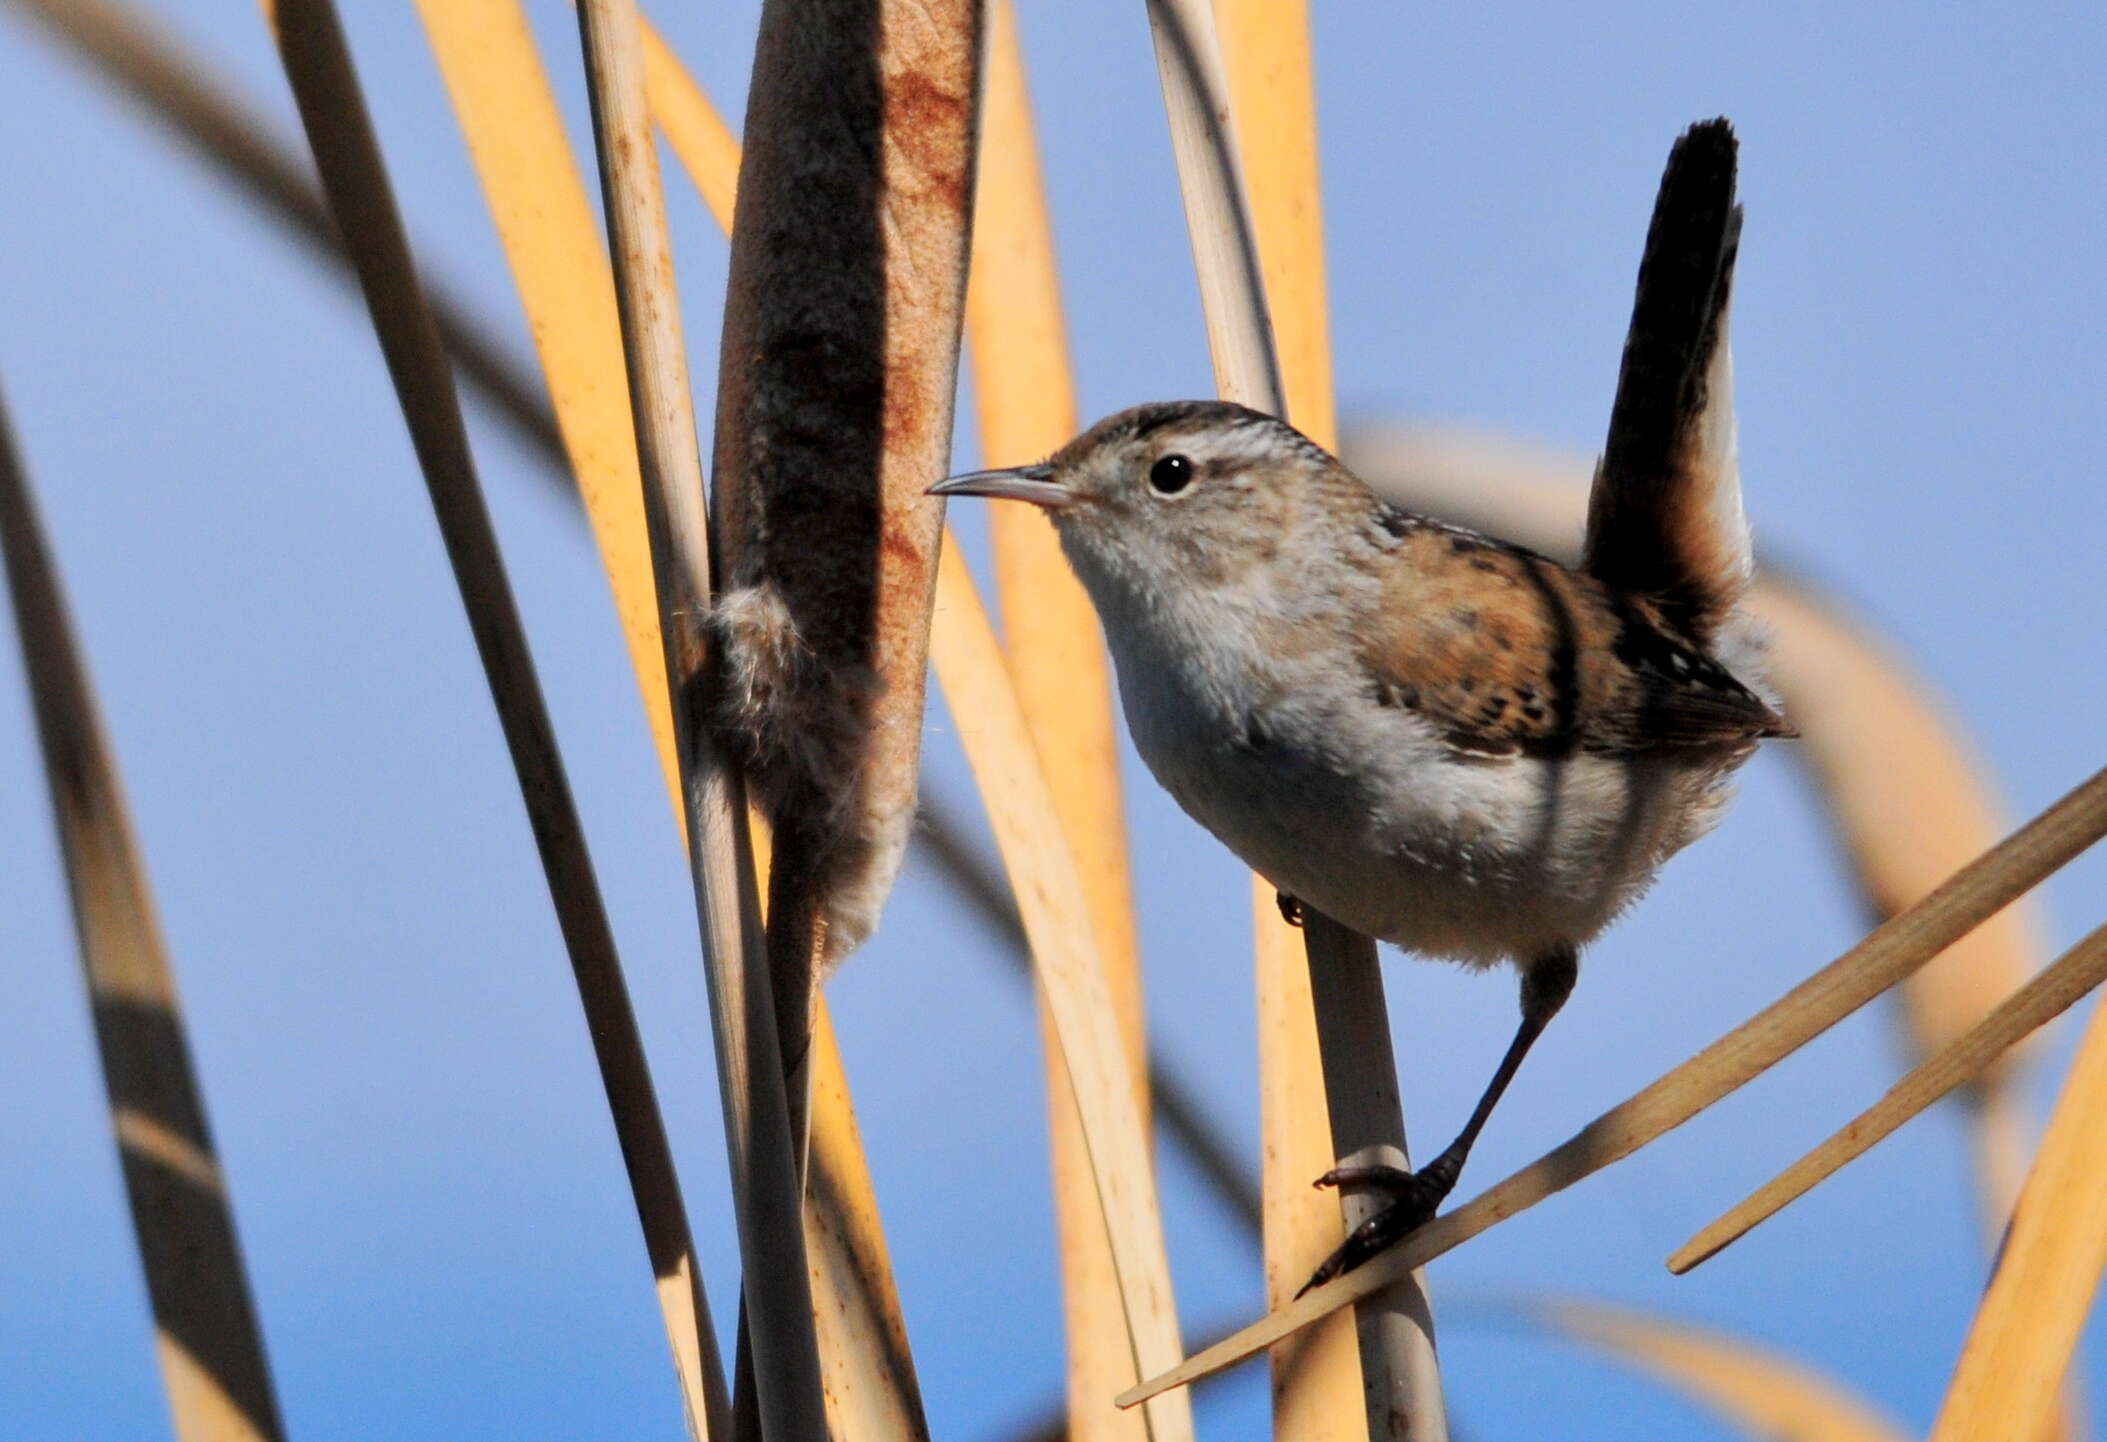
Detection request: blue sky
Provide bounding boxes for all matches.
[3,2,2104,1438]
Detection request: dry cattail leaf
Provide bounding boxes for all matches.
[1212,0,1335,448]
[411,0,673,798]
[1121,759,2107,1405]
[1,391,288,1442]
[572,3,827,1438]
[277,3,730,1434]
[1675,919,2107,1272]
[1931,983,2107,1442]
[963,6,1152,1439]
[930,541,1197,1442]
[805,1004,931,1442]
[1204,1,1446,1433]
[1536,1298,1911,1442]
[418,11,933,1439]
[635,14,738,230]
[1141,0,1283,408]
[1297,914,1451,1442]
[1253,904,1372,1442]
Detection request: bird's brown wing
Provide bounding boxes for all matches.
[1585,117,1749,644]
[1359,525,1790,758]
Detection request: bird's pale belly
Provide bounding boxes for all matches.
[1132,688,1741,970]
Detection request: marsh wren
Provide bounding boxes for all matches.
[934,119,1790,1291]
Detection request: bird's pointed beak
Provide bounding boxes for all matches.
[927,464,1073,510]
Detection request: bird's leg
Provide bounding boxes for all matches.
[1276,891,1306,928]
[1298,944,1579,1297]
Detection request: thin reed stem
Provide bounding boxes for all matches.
[0,388,286,1442]
[574,5,828,1440]
[262,2,731,1434]
[966,4,1155,1435]
[1171,0,1447,1431]
[1675,919,2107,1272]
[930,541,1196,1442]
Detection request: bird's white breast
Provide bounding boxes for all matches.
[1094,573,1746,970]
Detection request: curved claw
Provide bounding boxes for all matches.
[1312,1164,1416,1195]
[1294,1167,1451,1298]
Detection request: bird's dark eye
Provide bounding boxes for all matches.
[1148,454,1194,495]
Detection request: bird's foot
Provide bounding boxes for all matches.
[1276,892,1305,928]
[1296,1157,1461,1298]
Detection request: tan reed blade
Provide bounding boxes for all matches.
[1930,974,2107,1441]
[1162,0,1448,1433]
[1537,1299,1911,1442]
[1298,914,1449,1440]
[1212,2,1373,1433]
[572,4,828,1439]
[1120,759,2107,1405]
[803,1004,931,1442]
[1141,0,1282,407]
[929,542,1197,1442]
[0,388,287,1442]
[1252,912,1369,1439]
[261,1,732,1434]
[409,0,675,805]
[963,4,1154,1437]
[1676,918,2107,1272]
[913,791,1266,1238]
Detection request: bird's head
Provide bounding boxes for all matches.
[930,400,1349,605]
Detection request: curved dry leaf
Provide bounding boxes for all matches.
[1676,921,2107,1272]
[931,541,1196,1442]
[1,390,287,1442]
[281,3,732,1435]
[1932,989,2107,1442]
[965,6,1151,1438]
[1211,3,1444,1437]
[573,4,827,1439]
[1536,1298,1911,1442]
